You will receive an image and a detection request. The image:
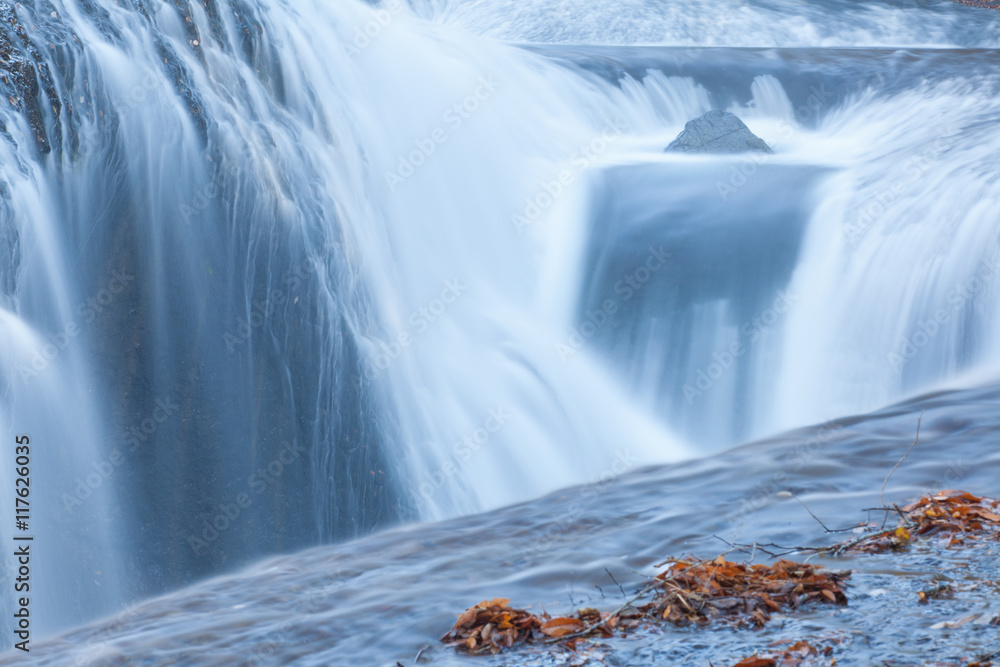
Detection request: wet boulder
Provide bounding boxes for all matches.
[665,110,772,155]
[1,4,51,153]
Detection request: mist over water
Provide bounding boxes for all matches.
[0,0,999,645]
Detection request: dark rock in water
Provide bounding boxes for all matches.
[0,4,54,154]
[665,110,773,155]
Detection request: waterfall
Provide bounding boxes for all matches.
[1,0,999,643]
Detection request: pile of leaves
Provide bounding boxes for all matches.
[440,598,542,654]
[640,556,848,628]
[440,599,621,654]
[839,490,1000,554]
[441,557,850,655]
[732,639,835,667]
[441,490,997,659]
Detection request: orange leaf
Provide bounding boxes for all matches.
[786,640,818,655]
[821,589,837,603]
[456,608,476,628]
[733,659,776,667]
[933,490,980,503]
[540,617,584,637]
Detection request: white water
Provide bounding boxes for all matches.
[1,0,999,642]
[409,0,1000,47]
[772,77,1000,430]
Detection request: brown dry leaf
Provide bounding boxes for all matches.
[540,617,584,637]
[456,607,476,628]
[732,658,777,667]
[733,639,832,667]
[784,640,818,657]
[933,490,980,503]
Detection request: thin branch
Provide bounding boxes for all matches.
[778,491,834,532]
[605,568,626,599]
[881,412,923,507]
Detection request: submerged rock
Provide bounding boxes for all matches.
[665,110,773,155]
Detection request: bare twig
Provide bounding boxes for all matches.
[712,534,735,549]
[728,540,820,558]
[605,568,626,599]
[881,412,923,508]
[778,491,856,533]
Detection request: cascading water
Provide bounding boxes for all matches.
[1,0,999,648]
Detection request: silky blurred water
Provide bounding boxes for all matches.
[4,379,999,665]
[0,0,999,650]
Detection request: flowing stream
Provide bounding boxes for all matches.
[0,0,999,653]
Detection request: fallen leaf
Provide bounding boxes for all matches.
[732,659,776,667]
[456,608,476,628]
[540,617,584,637]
